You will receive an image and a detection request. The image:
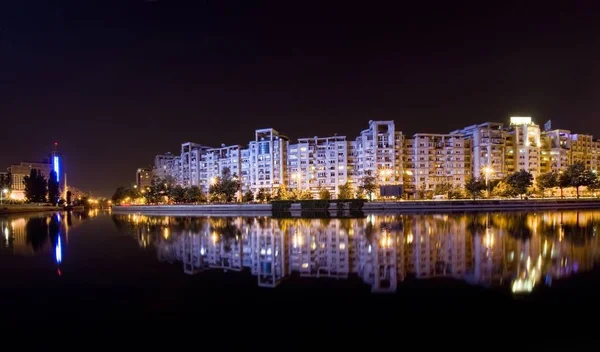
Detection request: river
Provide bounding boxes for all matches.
[2,209,600,321]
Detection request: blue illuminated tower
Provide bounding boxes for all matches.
[50,142,64,186]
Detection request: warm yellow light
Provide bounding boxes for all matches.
[163,228,170,240]
[210,177,217,185]
[339,243,346,250]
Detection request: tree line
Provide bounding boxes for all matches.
[20,169,64,205]
[461,162,600,200]
[112,168,379,205]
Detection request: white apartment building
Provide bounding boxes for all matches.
[352,120,403,186]
[154,152,180,180]
[541,128,572,173]
[247,128,288,193]
[199,144,243,193]
[287,135,348,198]
[455,122,506,180]
[404,133,470,196]
[570,134,596,169]
[506,117,542,178]
[180,142,211,187]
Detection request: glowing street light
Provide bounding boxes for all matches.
[483,166,493,198]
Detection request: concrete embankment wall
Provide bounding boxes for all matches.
[363,199,600,213]
[113,199,600,216]
[112,204,272,217]
[0,205,63,214]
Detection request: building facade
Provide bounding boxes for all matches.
[287,135,349,197]
[404,133,471,197]
[136,168,153,190]
[151,117,599,199]
[247,129,288,193]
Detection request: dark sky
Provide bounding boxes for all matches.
[2,0,600,197]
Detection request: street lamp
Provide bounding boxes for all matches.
[483,166,493,198]
[1,189,8,205]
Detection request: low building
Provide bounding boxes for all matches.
[136,168,153,190]
[8,161,52,200]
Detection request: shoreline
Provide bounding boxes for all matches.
[0,205,83,215]
[112,199,600,215]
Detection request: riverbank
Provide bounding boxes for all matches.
[0,204,63,215]
[112,198,600,215]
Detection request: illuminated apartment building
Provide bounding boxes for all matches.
[505,117,542,178]
[199,144,243,193]
[179,142,212,187]
[352,120,403,191]
[541,128,572,173]
[455,122,507,180]
[135,167,152,189]
[246,128,289,194]
[287,135,349,198]
[153,152,180,180]
[403,133,470,196]
[570,134,596,169]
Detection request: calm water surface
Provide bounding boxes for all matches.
[2,209,600,319]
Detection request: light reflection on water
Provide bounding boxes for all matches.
[0,211,89,263]
[112,210,600,294]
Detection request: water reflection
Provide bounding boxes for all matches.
[0,211,89,268]
[112,211,600,293]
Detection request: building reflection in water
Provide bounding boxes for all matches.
[112,211,600,293]
[0,211,89,271]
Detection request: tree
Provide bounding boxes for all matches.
[148,176,173,204]
[491,180,516,198]
[112,187,127,204]
[588,178,600,197]
[465,177,486,200]
[184,186,204,203]
[338,182,354,199]
[506,170,533,199]
[0,172,12,191]
[256,188,267,203]
[170,185,186,203]
[359,175,378,201]
[47,170,60,205]
[433,183,453,196]
[536,171,558,198]
[23,169,47,203]
[243,189,254,202]
[564,162,597,198]
[273,184,292,200]
[448,188,466,199]
[209,168,241,203]
[292,188,313,200]
[66,190,72,205]
[558,171,571,198]
[318,188,331,200]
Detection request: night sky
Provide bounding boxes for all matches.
[2,1,600,197]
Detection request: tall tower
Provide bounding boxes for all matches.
[50,142,65,198]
